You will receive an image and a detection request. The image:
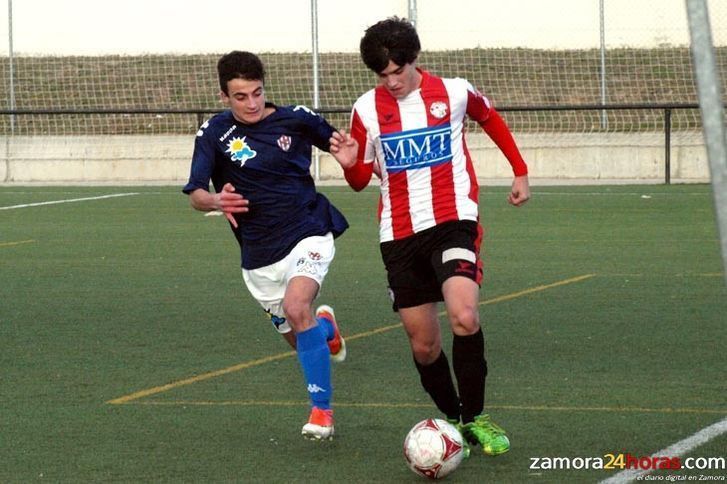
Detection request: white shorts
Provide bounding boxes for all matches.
[242,232,335,334]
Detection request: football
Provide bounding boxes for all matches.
[403,418,466,480]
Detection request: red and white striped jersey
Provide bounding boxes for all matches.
[350,69,525,242]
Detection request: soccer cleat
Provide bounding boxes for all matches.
[447,418,471,459]
[301,407,334,441]
[315,305,346,363]
[461,414,510,456]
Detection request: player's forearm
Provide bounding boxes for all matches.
[344,161,373,192]
[346,110,374,191]
[188,188,219,212]
[479,110,528,177]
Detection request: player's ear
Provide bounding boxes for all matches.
[219,90,230,105]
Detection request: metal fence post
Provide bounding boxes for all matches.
[664,108,672,184]
[311,0,321,181]
[408,0,417,27]
[8,0,16,134]
[599,0,608,130]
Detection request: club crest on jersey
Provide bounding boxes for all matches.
[429,101,448,119]
[380,124,453,173]
[225,136,257,166]
[277,135,292,152]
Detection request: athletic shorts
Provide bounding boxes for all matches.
[242,232,335,334]
[379,220,483,311]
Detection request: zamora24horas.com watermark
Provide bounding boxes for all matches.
[529,453,726,474]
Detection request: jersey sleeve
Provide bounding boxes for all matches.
[344,106,374,191]
[293,105,336,151]
[465,80,493,123]
[182,120,216,194]
[479,109,528,177]
[464,81,528,177]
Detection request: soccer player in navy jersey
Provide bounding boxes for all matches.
[331,17,530,456]
[183,51,357,441]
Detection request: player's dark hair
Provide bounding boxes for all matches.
[217,51,266,95]
[359,17,421,74]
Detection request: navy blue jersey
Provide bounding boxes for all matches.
[183,103,349,270]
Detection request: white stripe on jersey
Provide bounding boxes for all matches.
[444,78,480,223]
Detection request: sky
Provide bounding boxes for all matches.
[0,0,725,55]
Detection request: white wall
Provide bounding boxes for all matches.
[0,133,708,185]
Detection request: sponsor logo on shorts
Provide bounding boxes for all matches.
[455,260,475,275]
[265,309,287,330]
[296,257,320,275]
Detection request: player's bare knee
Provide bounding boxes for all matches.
[449,306,480,334]
[281,298,304,318]
[412,341,442,364]
[282,299,312,329]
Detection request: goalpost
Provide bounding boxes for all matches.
[686,0,727,287]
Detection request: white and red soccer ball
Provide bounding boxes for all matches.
[403,418,466,479]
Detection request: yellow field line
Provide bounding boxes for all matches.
[107,273,595,405]
[480,273,595,306]
[347,274,596,343]
[106,352,295,404]
[127,399,726,416]
[0,239,35,248]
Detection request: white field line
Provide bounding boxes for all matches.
[599,416,727,483]
[0,192,139,210]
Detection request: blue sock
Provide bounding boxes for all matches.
[296,325,332,410]
[316,315,335,341]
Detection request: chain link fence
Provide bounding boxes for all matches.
[0,0,724,184]
[0,0,724,135]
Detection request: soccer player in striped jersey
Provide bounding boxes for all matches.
[183,51,358,441]
[333,17,530,456]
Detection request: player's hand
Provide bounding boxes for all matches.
[216,183,249,228]
[329,130,358,169]
[508,175,531,207]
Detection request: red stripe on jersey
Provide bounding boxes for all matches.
[430,163,458,224]
[422,75,458,225]
[388,172,413,239]
[462,136,479,203]
[375,87,413,239]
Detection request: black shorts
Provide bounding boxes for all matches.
[379,220,483,311]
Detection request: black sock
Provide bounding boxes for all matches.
[452,329,487,424]
[414,351,460,421]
